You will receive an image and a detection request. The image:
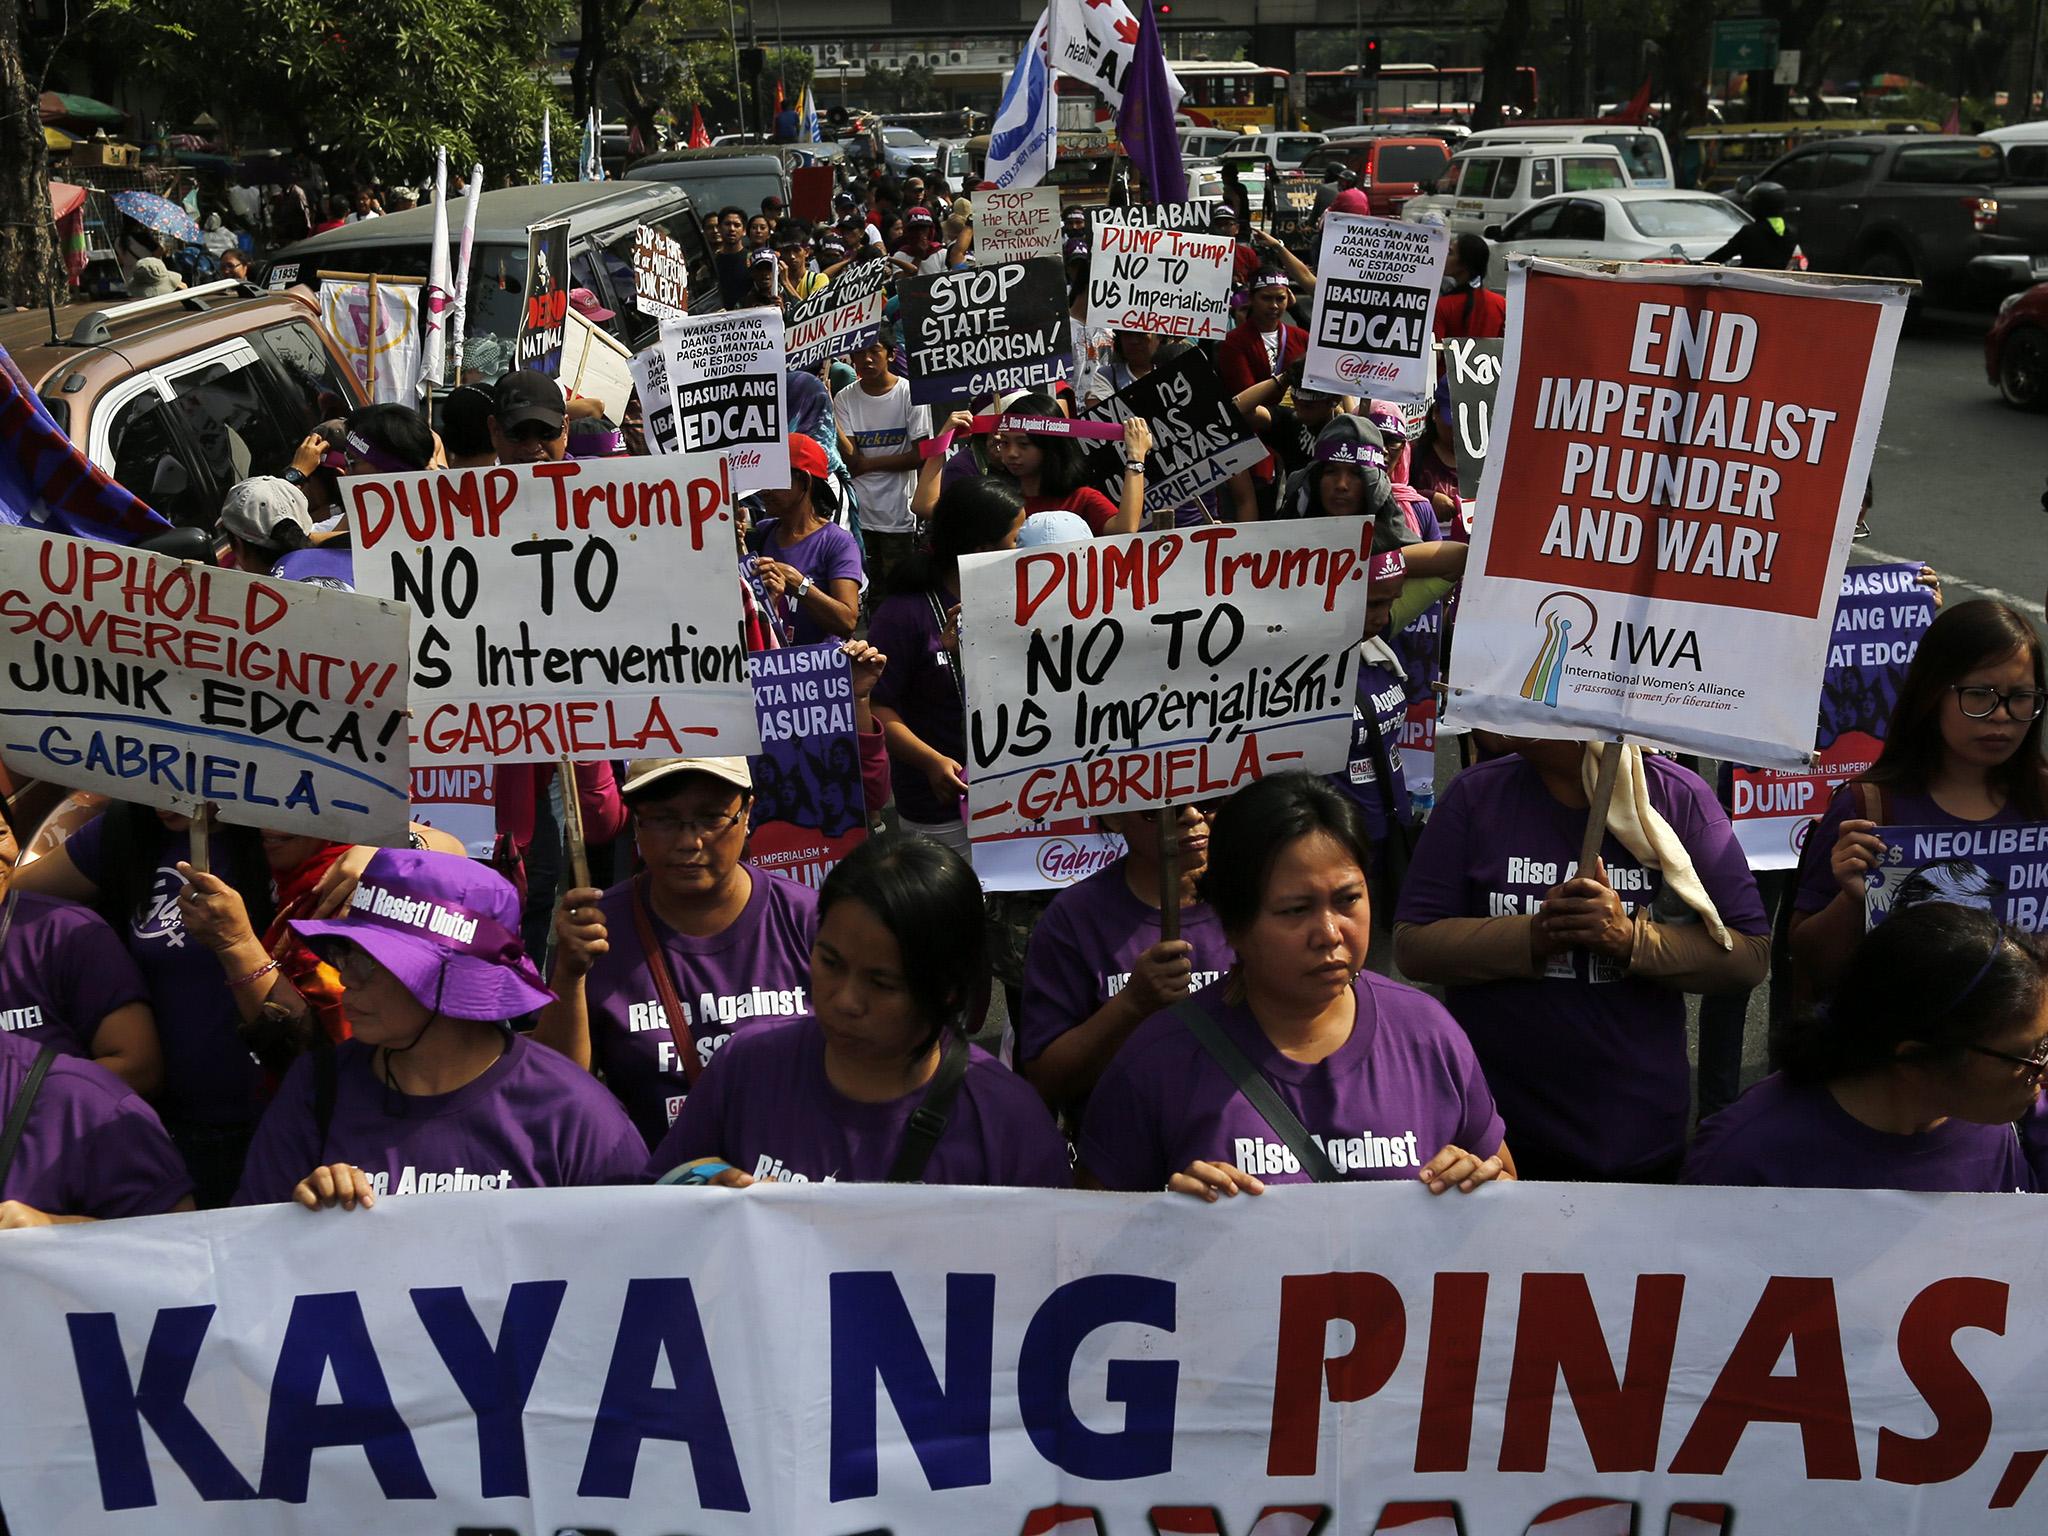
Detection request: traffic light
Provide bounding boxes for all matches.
[1363,36,1382,76]
[740,46,767,76]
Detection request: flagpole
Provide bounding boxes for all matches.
[447,164,484,384]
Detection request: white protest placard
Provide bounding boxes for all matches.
[0,529,411,844]
[959,519,1372,835]
[1447,259,1907,766]
[405,765,497,858]
[344,457,761,768]
[630,310,789,495]
[3,1182,2046,1533]
[559,307,635,421]
[630,222,690,322]
[1086,211,1234,340]
[784,258,891,371]
[1304,212,1449,401]
[1094,201,1217,234]
[972,185,1064,262]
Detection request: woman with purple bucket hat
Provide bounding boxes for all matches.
[233,850,645,1210]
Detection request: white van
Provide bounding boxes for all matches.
[1178,127,1244,161]
[1404,142,1634,235]
[1461,124,1674,188]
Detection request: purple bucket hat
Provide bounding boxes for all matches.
[291,848,552,1019]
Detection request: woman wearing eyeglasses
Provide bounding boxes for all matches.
[1686,902,2041,1192]
[234,849,645,1209]
[1791,600,2048,1000]
[532,756,819,1147]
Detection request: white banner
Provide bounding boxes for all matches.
[1446,260,1907,767]
[785,259,891,372]
[343,459,761,768]
[0,529,411,844]
[405,764,498,858]
[633,310,790,495]
[318,277,424,406]
[1085,215,1234,341]
[958,520,1371,836]
[971,817,1126,891]
[1304,213,1448,402]
[973,185,1065,263]
[1,1184,2045,1533]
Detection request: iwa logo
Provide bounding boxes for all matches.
[1518,592,1597,708]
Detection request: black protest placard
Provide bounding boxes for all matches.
[631,224,690,323]
[1443,336,1503,501]
[1264,174,1321,256]
[785,258,893,372]
[897,258,1070,407]
[1078,349,1266,520]
[515,219,571,376]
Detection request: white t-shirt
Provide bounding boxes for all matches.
[833,377,930,535]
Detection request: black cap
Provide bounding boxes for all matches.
[493,369,566,433]
[1210,202,1239,224]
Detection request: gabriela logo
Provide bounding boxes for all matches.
[1519,591,1598,707]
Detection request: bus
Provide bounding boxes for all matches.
[1304,64,1539,129]
[1169,62,1292,132]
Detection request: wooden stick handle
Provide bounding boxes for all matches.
[559,756,592,891]
[1578,740,1623,876]
[188,803,212,875]
[1156,806,1181,944]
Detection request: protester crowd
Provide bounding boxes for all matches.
[5,162,2046,1238]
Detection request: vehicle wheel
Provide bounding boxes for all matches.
[1856,244,1916,283]
[1999,326,2048,411]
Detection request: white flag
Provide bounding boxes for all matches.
[986,10,1058,190]
[418,147,452,393]
[1047,0,1183,111]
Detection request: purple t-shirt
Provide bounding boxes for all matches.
[0,890,148,1056]
[868,590,965,824]
[1394,753,1769,1178]
[584,870,819,1145]
[1077,972,1504,1190]
[233,1031,646,1205]
[1017,860,1235,1068]
[66,816,267,1126]
[758,519,864,645]
[2023,1094,2048,1189]
[1794,783,2027,915]
[1686,1072,2035,1193]
[1332,651,1411,848]
[646,1015,1073,1187]
[0,1030,190,1218]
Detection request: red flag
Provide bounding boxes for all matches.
[1602,75,1653,123]
[688,104,711,149]
[775,80,785,116]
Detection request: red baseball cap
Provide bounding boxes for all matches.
[789,432,830,481]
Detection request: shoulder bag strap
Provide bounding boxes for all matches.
[887,1033,972,1184]
[0,889,19,958]
[1170,998,1342,1183]
[0,1042,60,1194]
[630,875,704,1088]
[1358,671,1402,823]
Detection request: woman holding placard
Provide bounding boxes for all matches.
[984,390,1150,536]
[645,836,1070,1189]
[1687,902,2041,1192]
[1394,739,1770,1183]
[1078,774,1512,1200]
[869,477,1027,852]
[1790,600,2048,1001]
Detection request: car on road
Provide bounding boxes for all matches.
[627,147,790,222]
[1178,127,1243,161]
[879,125,940,177]
[1742,135,2048,297]
[1404,142,1634,235]
[1460,124,1675,188]
[1297,135,1455,218]
[1986,282,2048,410]
[1486,188,1751,274]
[1229,131,1329,171]
[1,280,364,531]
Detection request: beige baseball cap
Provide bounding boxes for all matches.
[621,757,753,802]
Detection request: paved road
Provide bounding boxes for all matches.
[1864,308,2047,620]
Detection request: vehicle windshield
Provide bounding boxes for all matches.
[1589,133,1667,180]
[1377,144,1451,181]
[883,128,930,147]
[653,166,784,217]
[1623,198,1746,238]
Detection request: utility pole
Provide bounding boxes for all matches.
[1354,0,1365,126]
[726,0,743,134]
[2027,0,2045,120]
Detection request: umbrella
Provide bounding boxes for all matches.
[38,91,126,127]
[112,190,201,245]
[43,125,73,151]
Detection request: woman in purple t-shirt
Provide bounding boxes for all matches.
[239,849,645,1209]
[748,432,864,646]
[0,1029,193,1227]
[1079,774,1511,1200]
[1688,903,2042,1192]
[535,756,819,1146]
[646,836,1070,1189]
[870,478,1026,850]
[1791,600,2048,1001]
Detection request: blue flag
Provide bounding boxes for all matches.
[0,343,168,542]
[1116,0,1186,201]
[539,108,554,184]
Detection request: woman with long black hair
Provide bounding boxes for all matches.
[646,836,1069,1188]
[1791,599,2048,998]
[984,390,1150,536]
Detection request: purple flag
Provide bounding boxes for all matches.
[1116,0,1186,202]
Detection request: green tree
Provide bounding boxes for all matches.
[1,0,57,306]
